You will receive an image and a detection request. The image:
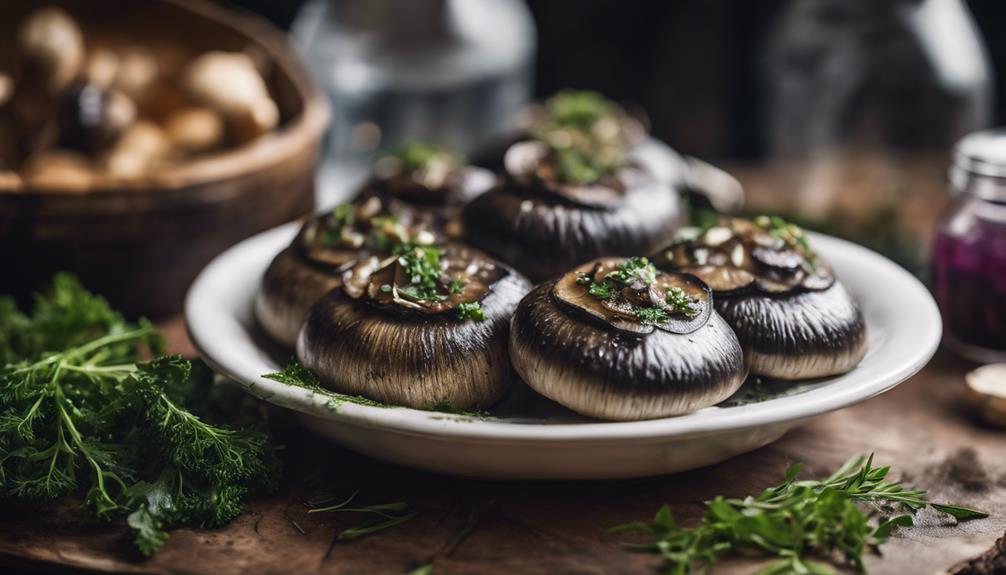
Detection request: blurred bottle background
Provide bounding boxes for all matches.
[290,0,535,204]
[232,0,1006,266]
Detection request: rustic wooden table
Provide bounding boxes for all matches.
[2,161,1003,574]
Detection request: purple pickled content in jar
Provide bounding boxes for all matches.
[932,206,1006,353]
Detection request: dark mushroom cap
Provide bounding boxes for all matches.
[296,249,531,409]
[355,141,495,238]
[471,90,648,173]
[255,197,440,347]
[508,258,746,420]
[461,143,682,282]
[255,246,344,348]
[651,216,867,379]
[715,282,868,380]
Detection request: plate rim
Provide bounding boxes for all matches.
[185,222,941,443]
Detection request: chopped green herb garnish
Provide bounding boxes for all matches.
[333,203,355,226]
[556,147,604,184]
[366,215,404,252]
[547,90,613,129]
[450,277,465,294]
[606,256,657,286]
[587,280,615,299]
[635,306,669,325]
[664,286,698,318]
[263,360,394,409]
[392,140,455,171]
[397,245,445,301]
[534,91,626,184]
[610,454,987,574]
[755,214,817,265]
[456,301,485,322]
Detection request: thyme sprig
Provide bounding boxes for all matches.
[610,454,987,574]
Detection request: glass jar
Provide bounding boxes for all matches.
[291,0,536,205]
[932,128,1006,362]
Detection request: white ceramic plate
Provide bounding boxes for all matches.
[185,223,941,480]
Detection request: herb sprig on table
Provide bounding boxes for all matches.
[611,454,987,574]
[0,274,280,556]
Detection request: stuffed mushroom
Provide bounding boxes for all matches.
[461,131,682,282]
[509,256,746,420]
[255,197,439,347]
[297,243,531,409]
[650,216,868,380]
[471,90,648,173]
[356,141,495,237]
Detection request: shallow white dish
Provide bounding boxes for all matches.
[186,222,941,480]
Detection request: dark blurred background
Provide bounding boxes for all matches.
[230,0,1006,162]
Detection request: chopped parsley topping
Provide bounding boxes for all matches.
[333,203,355,225]
[392,140,456,171]
[606,256,658,286]
[456,301,485,322]
[366,215,403,252]
[450,276,465,294]
[755,215,817,263]
[635,306,669,325]
[578,258,699,325]
[547,90,613,129]
[533,91,626,185]
[665,286,699,317]
[397,245,445,302]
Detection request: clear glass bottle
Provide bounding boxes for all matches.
[932,128,1006,363]
[762,0,992,217]
[292,0,536,205]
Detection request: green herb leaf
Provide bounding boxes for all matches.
[606,257,657,287]
[397,245,445,302]
[611,454,987,574]
[0,274,279,557]
[664,286,699,318]
[635,306,669,325]
[456,301,485,322]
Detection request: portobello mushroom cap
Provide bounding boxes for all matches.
[650,217,868,380]
[356,142,495,238]
[471,90,648,173]
[461,141,683,282]
[297,243,531,410]
[255,197,439,347]
[509,258,746,421]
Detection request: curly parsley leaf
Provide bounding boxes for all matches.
[0,275,279,557]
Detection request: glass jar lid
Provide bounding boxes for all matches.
[951,128,1006,202]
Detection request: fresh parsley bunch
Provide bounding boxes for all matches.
[611,454,987,574]
[0,274,279,556]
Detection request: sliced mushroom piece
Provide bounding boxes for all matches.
[675,264,757,295]
[551,265,652,336]
[510,280,746,421]
[714,281,868,380]
[297,261,531,410]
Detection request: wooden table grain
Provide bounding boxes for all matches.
[1,160,1003,574]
